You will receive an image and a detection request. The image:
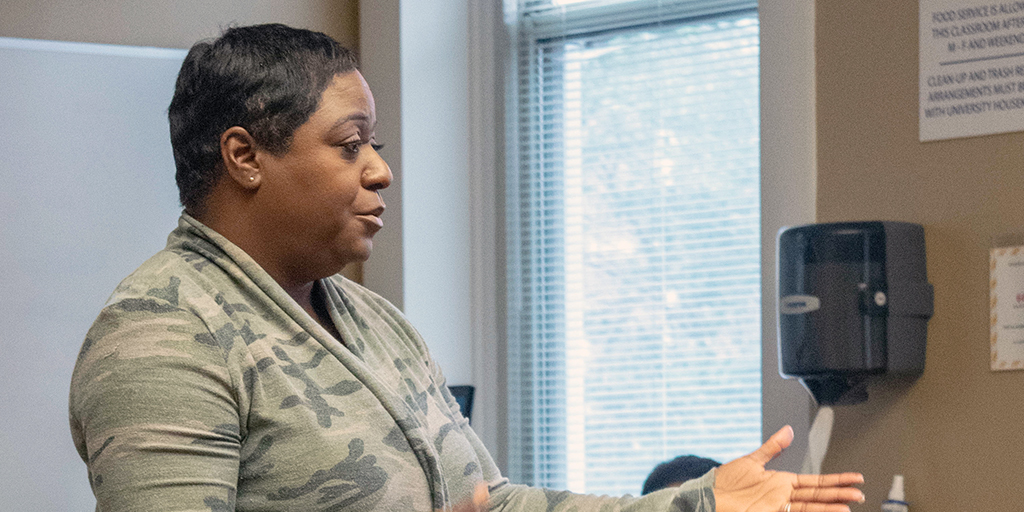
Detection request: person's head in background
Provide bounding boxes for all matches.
[641,454,721,495]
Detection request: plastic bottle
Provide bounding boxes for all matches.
[880,475,908,512]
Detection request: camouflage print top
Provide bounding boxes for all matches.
[69,214,716,512]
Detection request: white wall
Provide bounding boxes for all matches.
[399,1,474,389]
[0,38,186,511]
[360,2,476,390]
[360,0,504,466]
[759,0,817,471]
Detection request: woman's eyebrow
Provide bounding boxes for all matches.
[329,113,372,132]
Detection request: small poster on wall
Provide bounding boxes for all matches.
[920,0,1024,141]
[990,243,1024,370]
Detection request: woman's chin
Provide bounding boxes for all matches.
[338,240,373,266]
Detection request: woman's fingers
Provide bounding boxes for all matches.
[447,482,489,512]
[788,503,853,512]
[789,486,866,503]
[747,425,795,466]
[793,472,865,488]
[783,472,864,512]
[715,427,863,512]
[474,482,490,508]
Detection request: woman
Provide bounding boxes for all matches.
[69,24,864,512]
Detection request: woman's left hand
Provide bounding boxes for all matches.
[447,482,489,512]
[713,426,865,512]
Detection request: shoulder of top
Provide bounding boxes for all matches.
[103,249,218,309]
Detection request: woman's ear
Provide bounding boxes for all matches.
[220,126,262,189]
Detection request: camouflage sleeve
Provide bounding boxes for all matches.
[70,300,245,511]
[486,471,715,512]
[424,352,716,512]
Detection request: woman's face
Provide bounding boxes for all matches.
[253,71,391,285]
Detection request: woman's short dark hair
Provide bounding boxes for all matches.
[168,23,358,214]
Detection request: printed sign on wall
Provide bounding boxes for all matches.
[920,1,1024,141]
[990,244,1024,370]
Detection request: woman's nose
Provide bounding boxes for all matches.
[363,147,393,191]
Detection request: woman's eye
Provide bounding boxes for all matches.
[340,141,383,158]
[341,142,362,157]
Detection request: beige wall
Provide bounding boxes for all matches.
[816,2,1024,510]
[0,0,358,49]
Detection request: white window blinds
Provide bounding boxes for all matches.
[506,0,761,495]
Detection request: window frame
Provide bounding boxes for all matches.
[464,0,817,476]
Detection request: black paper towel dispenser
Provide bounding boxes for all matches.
[777,222,933,405]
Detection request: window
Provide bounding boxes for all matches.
[506,0,761,495]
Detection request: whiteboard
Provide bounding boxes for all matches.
[0,37,185,510]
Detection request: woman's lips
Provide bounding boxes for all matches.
[357,214,384,229]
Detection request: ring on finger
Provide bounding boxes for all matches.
[783,503,792,512]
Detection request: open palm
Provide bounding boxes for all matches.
[713,426,865,512]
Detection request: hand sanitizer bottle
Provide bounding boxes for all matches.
[881,475,908,512]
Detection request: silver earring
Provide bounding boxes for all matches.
[249,176,255,182]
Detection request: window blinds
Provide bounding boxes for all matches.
[506,0,761,495]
